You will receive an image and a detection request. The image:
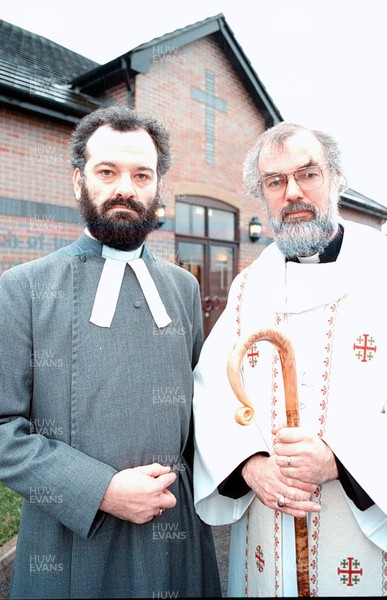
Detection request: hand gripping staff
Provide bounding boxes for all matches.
[227,328,310,597]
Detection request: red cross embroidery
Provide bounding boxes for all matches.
[247,344,259,367]
[353,334,377,362]
[337,557,363,586]
[255,545,265,573]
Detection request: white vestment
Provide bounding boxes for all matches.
[193,219,387,596]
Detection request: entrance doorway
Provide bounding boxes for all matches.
[175,197,238,338]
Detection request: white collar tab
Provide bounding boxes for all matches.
[90,245,171,329]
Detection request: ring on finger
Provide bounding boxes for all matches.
[158,508,165,517]
[277,496,286,508]
[287,456,291,468]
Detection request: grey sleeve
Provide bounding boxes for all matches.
[0,269,116,539]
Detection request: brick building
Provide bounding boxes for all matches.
[1,14,386,336]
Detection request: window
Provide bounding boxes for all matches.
[176,198,236,241]
[175,196,238,338]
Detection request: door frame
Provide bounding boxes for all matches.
[176,236,238,338]
[175,195,239,338]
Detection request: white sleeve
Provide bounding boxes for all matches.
[324,407,387,515]
[343,496,387,551]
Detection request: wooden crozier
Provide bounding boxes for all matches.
[227,328,310,597]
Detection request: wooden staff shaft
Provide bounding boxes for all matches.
[227,328,310,597]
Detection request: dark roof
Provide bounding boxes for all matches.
[340,188,387,220]
[0,14,282,126]
[72,13,283,127]
[0,19,103,122]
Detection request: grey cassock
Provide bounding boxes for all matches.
[0,232,221,599]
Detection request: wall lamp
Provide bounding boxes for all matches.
[156,202,166,228]
[249,217,262,242]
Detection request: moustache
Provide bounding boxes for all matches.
[281,202,317,219]
[101,197,146,217]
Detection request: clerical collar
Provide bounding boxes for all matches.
[102,244,143,261]
[287,224,344,263]
[86,228,171,330]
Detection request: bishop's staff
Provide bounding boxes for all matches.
[227,328,310,598]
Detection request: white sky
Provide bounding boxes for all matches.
[2,0,387,209]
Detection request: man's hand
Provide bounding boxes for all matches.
[273,424,339,485]
[241,453,320,518]
[100,463,177,524]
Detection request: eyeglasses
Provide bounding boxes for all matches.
[259,166,326,198]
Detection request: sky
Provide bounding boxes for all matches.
[2,0,387,209]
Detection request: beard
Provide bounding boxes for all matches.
[78,181,160,251]
[267,199,339,259]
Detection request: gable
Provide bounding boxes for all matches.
[72,14,283,128]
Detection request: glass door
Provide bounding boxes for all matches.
[176,239,236,338]
[177,241,204,290]
[207,244,234,333]
[176,197,238,338]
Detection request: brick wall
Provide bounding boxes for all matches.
[0,106,74,205]
[0,106,84,273]
[134,36,268,271]
[1,36,269,277]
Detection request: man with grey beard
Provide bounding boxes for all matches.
[193,122,387,597]
[0,105,221,599]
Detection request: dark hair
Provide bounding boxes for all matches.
[70,105,172,177]
[243,122,346,201]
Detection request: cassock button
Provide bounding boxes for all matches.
[134,301,141,308]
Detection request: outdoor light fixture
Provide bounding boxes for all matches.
[156,202,166,228]
[249,217,262,242]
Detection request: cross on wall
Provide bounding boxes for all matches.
[191,69,227,163]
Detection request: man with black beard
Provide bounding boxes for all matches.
[0,105,221,599]
[193,122,387,597]
[76,164,161,252]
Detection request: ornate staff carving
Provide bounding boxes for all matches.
[227,328,310,597]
